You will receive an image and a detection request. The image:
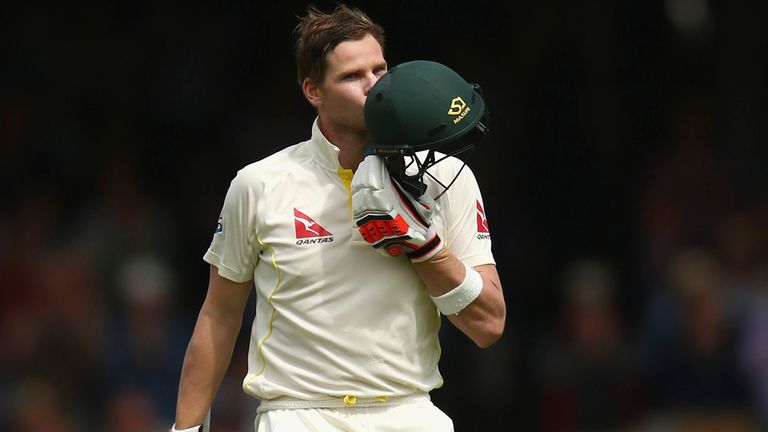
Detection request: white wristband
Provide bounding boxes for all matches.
[431,263,483,315]
[171,424,202,432]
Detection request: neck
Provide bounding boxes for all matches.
[317,118,366,171]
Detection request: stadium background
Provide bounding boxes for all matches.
[1,0,767,430]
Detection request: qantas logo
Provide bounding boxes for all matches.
[294,209,334,245]
[476,200,491,239]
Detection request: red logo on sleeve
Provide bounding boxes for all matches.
[476,200,490,233]
[294,209,333,244]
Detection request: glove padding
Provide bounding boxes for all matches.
[351,155,443,262]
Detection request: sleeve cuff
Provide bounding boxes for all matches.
[203,250,253,283]
[460,253,496,269]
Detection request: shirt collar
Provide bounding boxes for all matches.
[308,118,343,171]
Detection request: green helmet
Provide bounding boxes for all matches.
[365,60,488,156]
[364,60,489,198]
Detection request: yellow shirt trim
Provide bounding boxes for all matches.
[337,168,354,210]
[251,236,281,378]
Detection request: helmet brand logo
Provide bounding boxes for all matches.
[448,96,467,115]
[448,96,471,124]
[448,97,467,115]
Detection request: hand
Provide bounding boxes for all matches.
[351,155,443,262]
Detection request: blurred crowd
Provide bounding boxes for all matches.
[2,107,766,432]
[2,0,766,431]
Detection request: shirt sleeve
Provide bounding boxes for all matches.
[203,170,261,283]
[439,162,496,268]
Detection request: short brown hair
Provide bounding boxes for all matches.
[294,5,385,86]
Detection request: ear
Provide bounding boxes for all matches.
[302,77,322,109]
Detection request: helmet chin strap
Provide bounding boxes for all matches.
[383,155,428,197]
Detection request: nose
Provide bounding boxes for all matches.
[363,72,380,96]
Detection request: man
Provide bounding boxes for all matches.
[172,5,505,431]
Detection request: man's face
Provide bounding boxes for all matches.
[311,33,387,133]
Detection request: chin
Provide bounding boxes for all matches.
[344,118,366,134]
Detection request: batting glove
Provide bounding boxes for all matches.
[351,155,443,262]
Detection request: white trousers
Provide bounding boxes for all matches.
[253,397,454,432]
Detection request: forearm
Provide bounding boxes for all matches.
[412,249,506,347]
[175,308,242,428]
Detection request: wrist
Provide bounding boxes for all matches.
[171,423,202,432]
[407,234,443,263]
[430,262,483,315]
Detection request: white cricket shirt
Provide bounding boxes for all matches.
[203,119,495,401]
